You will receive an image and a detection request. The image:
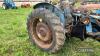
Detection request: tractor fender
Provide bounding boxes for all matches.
[33,3,65,26]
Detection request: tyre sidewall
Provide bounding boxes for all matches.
[27,8,57,51]
[2,4,7,10]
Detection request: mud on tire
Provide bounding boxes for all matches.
[27,8,66,53]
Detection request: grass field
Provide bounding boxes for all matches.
[0,8,100,56]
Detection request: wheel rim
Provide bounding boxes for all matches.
[30,18,53,49]
[36,22,52,42]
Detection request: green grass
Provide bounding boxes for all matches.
[0,7,100,56]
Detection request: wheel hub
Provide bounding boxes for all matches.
[36,22,51,42]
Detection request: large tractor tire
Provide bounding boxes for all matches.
[2,3,7,10]
[27,8,65,53]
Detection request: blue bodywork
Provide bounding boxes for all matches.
[86,10,100,33]
[33,3,100,40]
[3,0,16,9]
[73,10,100,33]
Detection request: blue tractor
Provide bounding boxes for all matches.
[27,0,100,53]
[2,0,17,9]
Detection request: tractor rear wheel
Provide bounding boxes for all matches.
[27,8,65,53]
[2,3,7,10]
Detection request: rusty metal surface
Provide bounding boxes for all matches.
[28,16,53,49]
[82,4,100,10]
[32,21,53,49]
[36,22,52,42]
[78,4,100,12]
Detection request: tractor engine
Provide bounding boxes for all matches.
[72,1,100,41]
